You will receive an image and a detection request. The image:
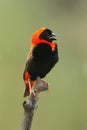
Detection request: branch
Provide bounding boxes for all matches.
[21,77,49,130]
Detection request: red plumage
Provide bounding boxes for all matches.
[23,28,59,97]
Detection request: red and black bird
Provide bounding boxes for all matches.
[23,27,59,97]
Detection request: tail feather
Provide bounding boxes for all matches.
[24,88,29,97]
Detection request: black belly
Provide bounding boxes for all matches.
[24,43,58,80]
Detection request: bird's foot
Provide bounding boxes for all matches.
[29,89,37,96]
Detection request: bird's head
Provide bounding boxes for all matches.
[31,28,56,51]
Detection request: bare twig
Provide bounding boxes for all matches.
[21,77,49,130]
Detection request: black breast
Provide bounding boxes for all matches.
[24,43,58,80]
[32,43,52,63]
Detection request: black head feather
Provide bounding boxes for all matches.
[39,29,56,42]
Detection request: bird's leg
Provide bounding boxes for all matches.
[28,79,36,96]
[28,79,32,94]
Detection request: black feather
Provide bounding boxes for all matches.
[23,43,59,80]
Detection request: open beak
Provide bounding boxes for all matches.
[49,33,56,41]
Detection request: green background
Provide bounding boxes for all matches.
[0,0,87,130]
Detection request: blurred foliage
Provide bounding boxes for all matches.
[0,0,87,130]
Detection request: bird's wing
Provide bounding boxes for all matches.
[52,43,59,64]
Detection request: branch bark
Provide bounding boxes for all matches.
[21,77,49,130]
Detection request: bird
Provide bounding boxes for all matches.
[23,27,59,97]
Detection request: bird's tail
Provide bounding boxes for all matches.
[24,88,29,97]
[23,72,31,97]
